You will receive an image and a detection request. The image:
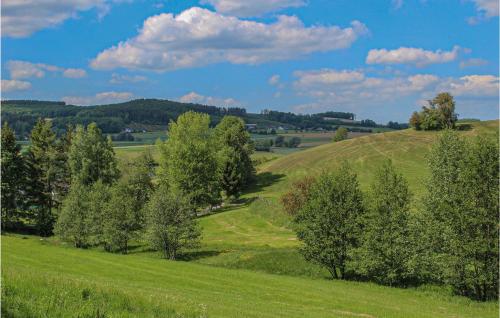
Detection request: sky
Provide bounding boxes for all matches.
[1,0,499,123]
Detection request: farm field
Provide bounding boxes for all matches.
[2,120,498,317]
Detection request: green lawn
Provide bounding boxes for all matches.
[3,235,497,318]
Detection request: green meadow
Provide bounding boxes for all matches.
[3,120,498,317]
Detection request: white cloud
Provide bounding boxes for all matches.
[62,91,134,105]
[459,58,489,68]
[91,7,368,72]
[268,75,281,86]
[366,46,461,66]
[442,75,499,97]
[201,0,306,17]
[293,69,365,86]
[110,73,147,84]
[179,91,241,107]
[1,79,32,92]
[467,0,499,23]
[7,60,86,80]
[1,0,114,38]
[292,68,441,112]
[292,68,498,114]
[63,68,88,78]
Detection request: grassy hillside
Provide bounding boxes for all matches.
[3,235,497,318]
[2,120,498,317]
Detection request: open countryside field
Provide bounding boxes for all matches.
[3,235,497,318]
[3,120,498,317]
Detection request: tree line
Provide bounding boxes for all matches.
[281,130,498,301]
[1,112,255,259]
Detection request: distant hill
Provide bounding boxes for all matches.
[1,99,404,137]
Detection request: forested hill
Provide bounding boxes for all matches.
[1,99,406,137]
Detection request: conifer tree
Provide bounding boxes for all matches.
[1,122,25,229]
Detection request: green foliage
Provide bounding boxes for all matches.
[1,122,26,229]
[158,111,220,208]
[55,182,91,248]
[120,151,156,213]
[285,136,301,148]
[145,186,201,260]
[214,116,255,198]
[353,160,415,286]
[68,123,119,186]
[295,163,365,279]
[102,182,142,253]
[332,127,348,142]
[411,92,458,131]
[27,118,60,236]
[421,130,499,300]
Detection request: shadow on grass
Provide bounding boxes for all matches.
[246,171,286,193]
[177,249,223,261]
[456,123,472,131]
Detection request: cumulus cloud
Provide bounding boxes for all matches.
[7,60,86,80]
[467,0,499,24]
[0,0,117,38]
[1,79,32,92]
[201,0,306,17]
[110,73,147,84]
[179,91,241,107]
[90,7,368,72]
[366,46,461,66]
[292,68,498,113]
[62,91,134,105]
[442,75,499,97]
[292,68,442,112]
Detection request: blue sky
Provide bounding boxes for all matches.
[1,0,498,122]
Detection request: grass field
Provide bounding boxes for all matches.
[3,120,498,317]
[3,235,497,318]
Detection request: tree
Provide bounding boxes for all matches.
[1,122,25,230]
[102,182,143,253]
[280,176,315,217]
[120,151,156,213]
[54,183,91,248]
[432,92,457,129]
[333,127,348,142]
[422,130,499,300]
[410,92,458,131]
[409,112,421,130]
[158,111,220,208]
[28,118,57,236]
[285,137,301,148]
[86,181,112,246]
[274,135,285,147]
[295,163,365,279]
[68,123,119,186]
[214,116,254,198]
[145,186,201,260]
[353,160,415,286]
